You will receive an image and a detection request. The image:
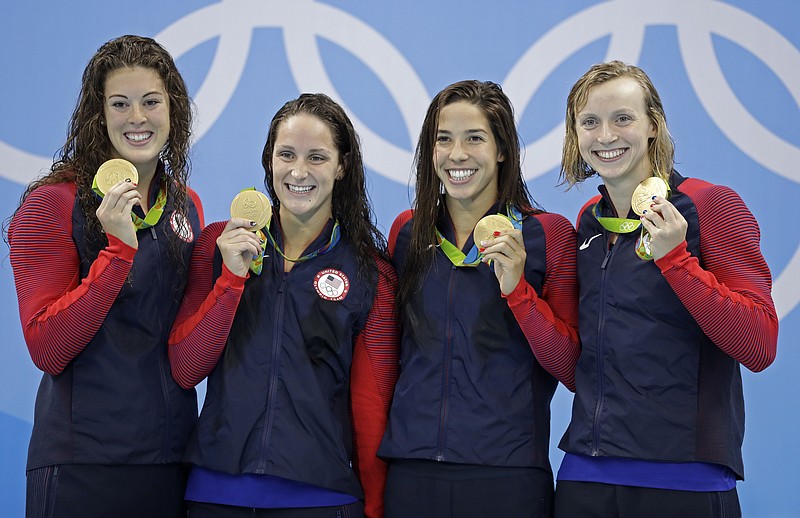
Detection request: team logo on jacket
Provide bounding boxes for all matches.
[314,268,350,301]
[170,212,194,243]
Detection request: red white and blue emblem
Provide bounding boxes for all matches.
[313,268,350,301]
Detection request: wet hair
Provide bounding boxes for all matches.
[7,34,194,275]
[261,93,388,281]
[398,79,538,305]
[560,60,675,187]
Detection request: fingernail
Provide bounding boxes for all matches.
[125,178,131,183]
[480,240,489,247]
[250,221,257,227]
[642,210,648,214]
[478,247,486,253]
[493,231,501,237]
[650,203,655,208]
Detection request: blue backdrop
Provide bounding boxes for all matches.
[2,1,798,516]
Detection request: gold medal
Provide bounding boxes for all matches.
[473,214,515,245]
[230,190,272,230]
[631,177,670,216]
[94,159,139,195]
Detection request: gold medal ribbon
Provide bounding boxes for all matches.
[436,205,523,267]
[592,176,671,261]
[249,219,341,275]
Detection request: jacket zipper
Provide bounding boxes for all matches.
[591,242,614,455]
[150,223,173,459]
[258,274,288,472]
[435,264,458,461]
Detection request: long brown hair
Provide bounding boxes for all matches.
[261,93,388,281]
[560,60,675,187]
[398,80,538,305]
[7,35,194,273]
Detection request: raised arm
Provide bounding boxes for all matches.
[168,221,248,388]
[656,181,778,372]
[9,183,135,375]
[503,212,580,391]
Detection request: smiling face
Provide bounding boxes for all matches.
[103,66,170,178]
[576,76,656,190]
[271,114,343,227]
[435,101,504,210]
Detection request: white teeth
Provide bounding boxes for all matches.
[448,169,476,180]
[287,184,313,193]
[126,132,152,142]
[596,149,624,159]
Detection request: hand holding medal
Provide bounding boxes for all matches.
[473,214,515,246]
[222,189,272,277]
[473,214,526,295]
[93,159,142,249]
[633,177,686,261]
[631,177,669,260]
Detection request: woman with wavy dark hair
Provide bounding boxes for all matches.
[7,35,204,517]
[168,93,399,517]
[378,80,580,517]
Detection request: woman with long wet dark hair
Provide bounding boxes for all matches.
[169,93,399,517]
[378,80,580,518]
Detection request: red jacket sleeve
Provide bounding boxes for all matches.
[9,183,136,375]
[188,186,206,228]
[656,181,778,372]
[350,257,400,518]
[168,221,247,388]
[503,212,580,391]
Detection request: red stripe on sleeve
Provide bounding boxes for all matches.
[351,257,400,518]
[9,183,135,375]
[503,212,580,391]
[168,221,246,388]
[656,180,778,372]
[188,187,205,228]
[387,210,413,258]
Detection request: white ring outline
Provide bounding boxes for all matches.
[0,0,797,317]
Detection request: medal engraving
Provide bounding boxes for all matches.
[230,190,272,230]
[95,159,139,195]
[631,177,670,216]
[473,214,515,245]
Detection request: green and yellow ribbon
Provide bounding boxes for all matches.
[436,205,523,267]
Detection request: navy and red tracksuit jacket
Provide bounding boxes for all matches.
[559,171,778,479]
[168,218,399,516]
[9,172,203,469]
[378,204,579,470]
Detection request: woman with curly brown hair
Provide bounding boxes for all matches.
[7,35,204,517]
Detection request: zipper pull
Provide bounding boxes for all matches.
[601,249,612,269]
[150,227,158,240]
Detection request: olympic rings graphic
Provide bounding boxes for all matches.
[0,0,797,316]
[619,221,639,232]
